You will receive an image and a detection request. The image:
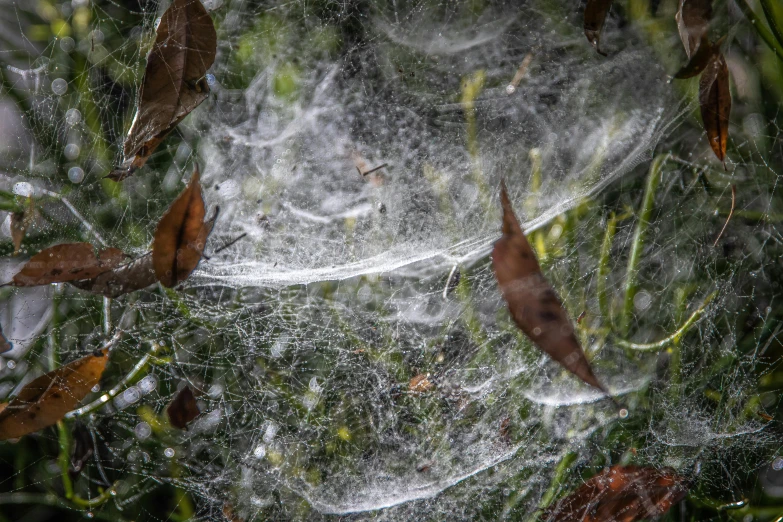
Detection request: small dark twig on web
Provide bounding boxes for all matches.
[713,184,736,247]
[214,233,247,254]
[361,163,388,176]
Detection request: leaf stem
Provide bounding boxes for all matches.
[65,341,162,419]
[598,212,618,325]
[736,0,783,62]
[615,291,717,351]
[621,154,667,335]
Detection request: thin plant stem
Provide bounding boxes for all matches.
[760,0,783,50]
[621,154,667,335]
[598,212,618,325]
[736,0,783,62]
[65,341,162,419]
[615,291,717,352]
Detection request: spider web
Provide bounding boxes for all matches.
[0,0,782,520]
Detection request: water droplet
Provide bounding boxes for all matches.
[68,166,85,184]
[7,360,16,369]
[13,182,33,197]
[633,290,652,312]
[65,108,81,125]
[122,386,140,404]
[138,375,157,394]
[619,409,629,419]
[134,421,151,440]
[51,78,67,95]
[91,384,100,393]
[505,84,515,95]
[309,377,322,394]
[263,422,278,443]
[60,37,75,53]
[64,143,80,160]
[86,511,94,518]
[253,444,266,458]
[773,457,783,471]
[164,447,175,458]
[206,73,216,86]
[154,17,162,30]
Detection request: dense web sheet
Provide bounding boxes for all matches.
[0,0,782,520]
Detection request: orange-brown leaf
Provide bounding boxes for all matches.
[699,52,730,163]
[673,35,714,79]
[10,243,126,286]
[109,0,216,181]
[542,465,689,522]
[152,168,212,287]
[675,0,712,59]
[491,181,606,392]
[584,0,613,55]
[0,349,109,440]
[167,385,200,429]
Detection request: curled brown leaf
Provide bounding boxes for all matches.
[542,465,689,522]
[676,0,712,59]
[153,167,214,287]
[699,52,730,164]
[109,0,216,181]
[8,243,126,287]
[0,349,110,440]
[584,0,613,56]
[167,385,200,430]
[491,181,607,393]
[69,253,158,298]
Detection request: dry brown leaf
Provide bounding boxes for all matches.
[673,35,714,79]
[10,197,35,256]
[0,349,109,440]
[69,253,158,298]
[491,181,607,393]
[153,167,213,287]
[167,384,200,430]
[676,0,712,59]
[109,0,216,181]
[8,243,126,287]
[699,52,730,164]
[542,465,689,522]
[409,374,434,393]
[584,0,613,56]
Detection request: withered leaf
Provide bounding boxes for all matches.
[673,35,713,79]
[69,421,94,479]
[584,0,613,56]
[409,374,434,393]
[109,0,216,181]
[8,243,126,287]
[153,167,213,287]
[542,465,689,522]
[10,197,35,256]
[69,253,158,298]
[491,181,607,393]
[699,52,730,164]
[675,0,712,59]
[167,384,200,430]
[0,323,11,354]
[0,349,109,440]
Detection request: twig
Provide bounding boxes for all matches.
[361,163,388,176]
[713,184,736,247]
[213,233,247,254]
[506,53,533,94]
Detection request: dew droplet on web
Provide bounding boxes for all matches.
[253,444,266,459]
[505,84,515,95]
[91,384,101,393]
[64,143,80,160]
[65,107,81,125]
[619,409,629,419]
[138,375,158,394]
[134,421,152,440]
[68,166,85,184]
[59,37,75,52]
[633,290,652,312]
[154,17,162,30]
[13,182,33,197]
[7,360,16,370]
[309,377,322,394]
[263,422,278,443]
[206,73,216,86]
[164,447,175,458]
[123,386,141,404]
[773,457,783,471]
[51,78,67,95]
